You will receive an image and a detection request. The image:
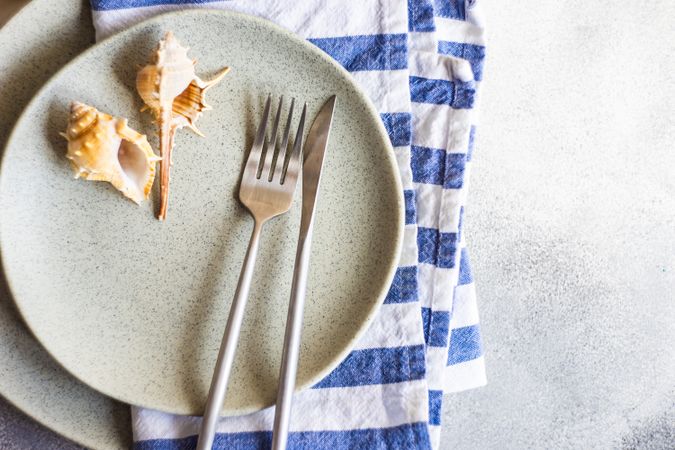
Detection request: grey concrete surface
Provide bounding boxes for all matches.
[1,1,675,449]
[439,0,675,449]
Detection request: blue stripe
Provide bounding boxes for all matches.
[384,266,418,304]
[421,307,431,344]
[438,41,486,81]
[467,125,476,161]
[313,345,426,388]
[444,151,466,189]
[134,422,431,450]
[420,308,450,347]
[434,0,465,20]
[380,112,412,147]
[410,76,475,109]
[458,247,473,285]
[428,390,443,426]
[429,310,450,347]
[408,0,436,32]
[411,146,443,185]
[418,227,458,269]
[91,0,221,10]
[309,34,408,72]
[448,324,482,365]
[411,145,466,189]
[404,190,417,225]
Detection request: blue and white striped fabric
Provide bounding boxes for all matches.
[90,1,486,448]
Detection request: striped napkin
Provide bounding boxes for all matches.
[90,1,487,448]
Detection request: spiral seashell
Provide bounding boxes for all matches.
[136,31,228,220]
[61,102,160,204]
[171,67,230,136]
[136,31,197,114]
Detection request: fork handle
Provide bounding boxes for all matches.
[271,224,314,450]
[197,220,264,450]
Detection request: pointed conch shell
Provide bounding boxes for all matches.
[171,68,230,136]
[136,31,228,220]
[136,31,196,116]
[61,102,160,204]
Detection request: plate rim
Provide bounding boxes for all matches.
[0,8,405,416]
[0,3,128,449]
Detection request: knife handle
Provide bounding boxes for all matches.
[271,225,314,450]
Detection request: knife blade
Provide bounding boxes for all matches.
[299,94,336,235]
[271,95,336,450]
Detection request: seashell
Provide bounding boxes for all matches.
[136,31,228,220]
[61,102,160,205]
[171,68,230,136]
[136,31,197,116]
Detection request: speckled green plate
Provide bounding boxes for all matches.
[0,2,129,448]
[0,9,403,417]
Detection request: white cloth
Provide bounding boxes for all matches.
[89,1,487,448]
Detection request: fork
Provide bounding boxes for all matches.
[196,95,307,450]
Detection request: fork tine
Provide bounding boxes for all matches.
[269,97,293,182]
[281,102,307,185]
[273,98,295,182]
[246,95,271,171]
[259,97,283,180]
[251,95,271,152]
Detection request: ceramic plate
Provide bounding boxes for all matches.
[0,8,403,418]
[0,2,131,448]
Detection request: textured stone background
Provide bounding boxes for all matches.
[438,1,675,449]
[1,1,674,449]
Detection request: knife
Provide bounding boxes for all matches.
[271,95,337,450]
